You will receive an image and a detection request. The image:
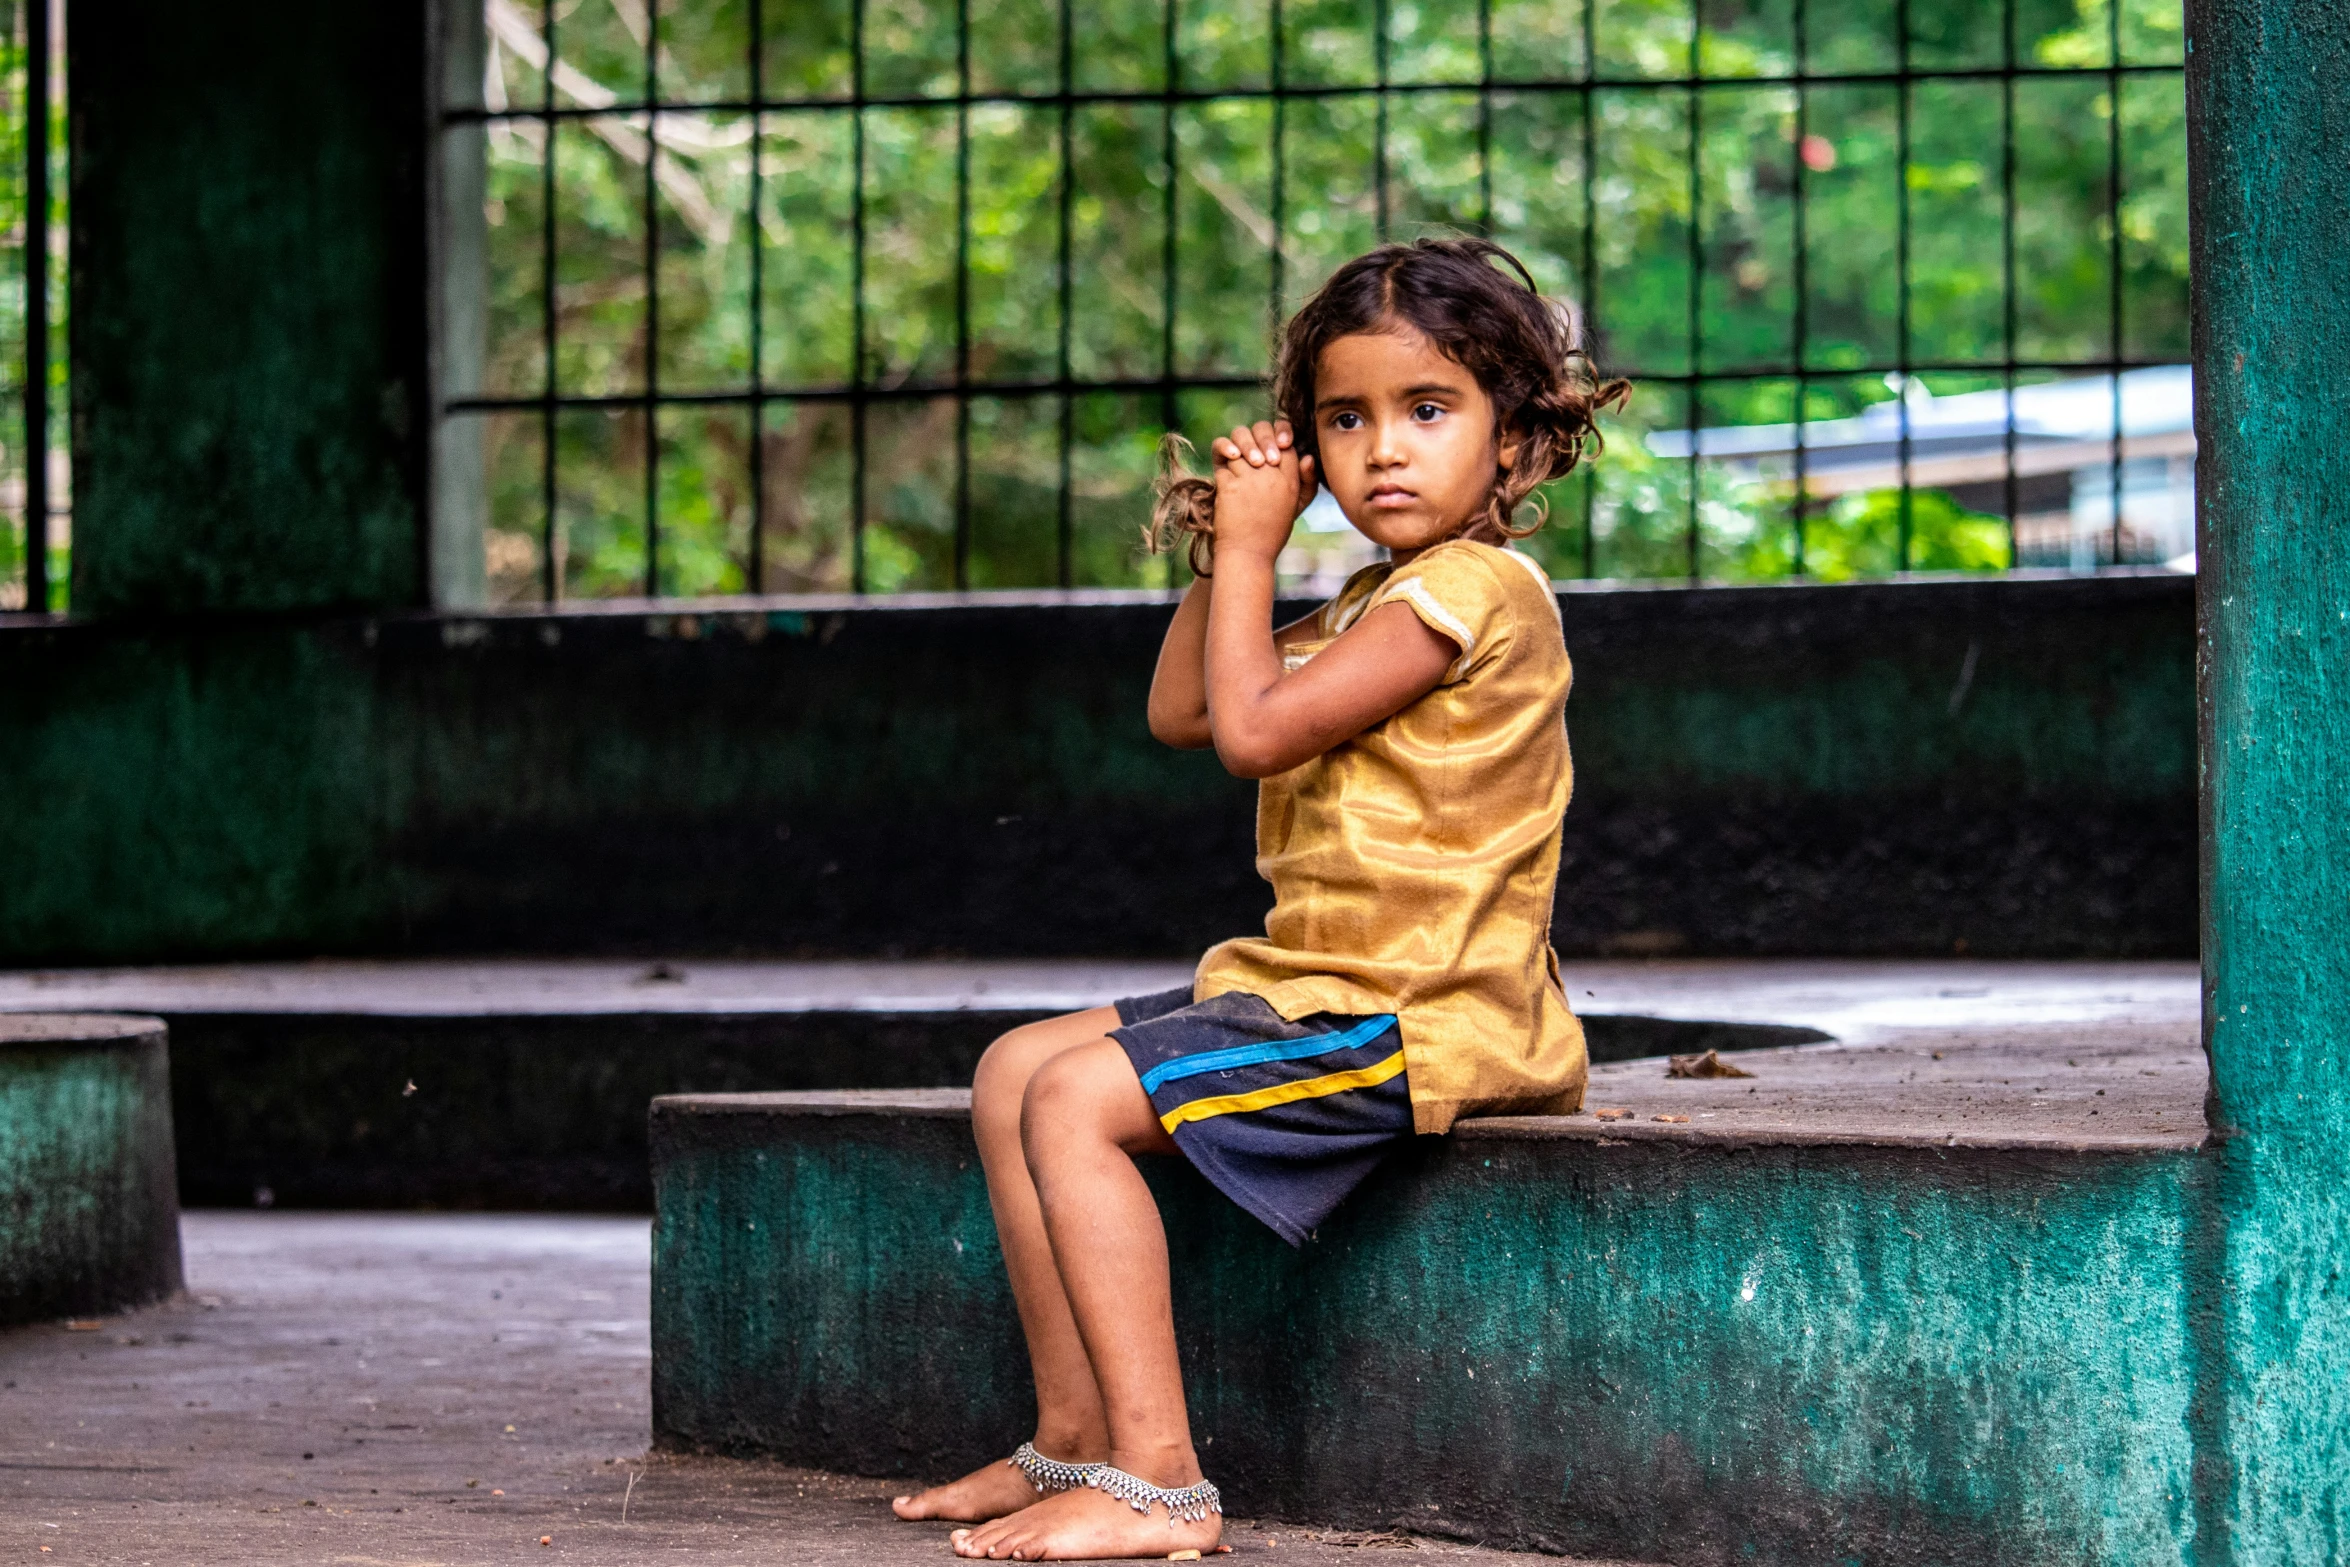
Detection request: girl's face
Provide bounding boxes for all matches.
[1312,325,1516,561]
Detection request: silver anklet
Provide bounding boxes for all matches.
[1086,1463,1222,1525]
[1008,1441,1101,1494]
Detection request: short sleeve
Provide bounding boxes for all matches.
[1368,543,1515,680]
[1315,562,1397,639]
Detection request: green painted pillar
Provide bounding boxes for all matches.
[68,0,430,617]
[2188,0,2350,1558]
[0,1016,183,1325]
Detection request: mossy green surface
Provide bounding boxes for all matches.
[2190,1,2350,1557]
[0,1029,183,1325]
[650,1109,2206,1565]
[0,577,2193,965]
[68,0,428,617]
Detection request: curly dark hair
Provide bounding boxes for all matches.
[1149,236,1630,575]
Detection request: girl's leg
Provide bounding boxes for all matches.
[893,1007,1119,1523]
[952,1039,1220,1562]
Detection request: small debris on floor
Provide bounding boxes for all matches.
[1592,1107,1631,1121]
[1650,1114,1689,1124]
[1666,1050,1753,1079]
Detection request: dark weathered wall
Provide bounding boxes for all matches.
[0,574,2192,967]
[160,1009,1816,1212]
[67,0,429,617]
[2189,0,2350,1556]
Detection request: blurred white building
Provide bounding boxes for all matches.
[1649,365,2196,571]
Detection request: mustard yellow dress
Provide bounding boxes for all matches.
[1193,538,1587,1134]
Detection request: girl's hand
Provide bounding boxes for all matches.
[1208,420,1317,565]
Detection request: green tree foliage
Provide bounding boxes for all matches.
[466,0,2185,600]
[0,0,64,611]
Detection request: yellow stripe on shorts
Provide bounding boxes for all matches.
[1157,1049,1408,1135]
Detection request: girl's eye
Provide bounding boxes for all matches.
[1332,411,1362,431]
[1413,403,1443,422]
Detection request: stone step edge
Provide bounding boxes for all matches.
[648,1089,2207,1155]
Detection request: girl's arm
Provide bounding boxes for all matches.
[1146,578,1217,749]
[1202,421,1458,780]
[1144,442,1336,751]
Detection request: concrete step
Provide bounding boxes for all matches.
[0,959,2196,1207]
[0,960,1181,1209]
[0,1014,183,1325]
[647,963,2204,1566]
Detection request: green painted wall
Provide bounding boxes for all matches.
[67,0,429,617]
[0,577,2193,966]
[2189,0,2350,1558]
[0,1020,183,1325]
[650,1108,2207,1566]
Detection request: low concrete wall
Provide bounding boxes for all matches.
[649,1094,2205,1567]
[166,1009,1051,1211]
[0,1015,184,1325]
[0,572,2193,967]
[159,1002,1822,1211]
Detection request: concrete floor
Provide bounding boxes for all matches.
[0,1213,1644,1566]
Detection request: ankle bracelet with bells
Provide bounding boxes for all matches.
[1086,1463,1223,1525]
[1008,1442,1101,1494]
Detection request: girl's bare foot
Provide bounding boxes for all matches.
[949,1486,1222,1561]
[892,1454,1058,1523]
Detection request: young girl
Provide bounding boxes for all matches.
[892,236,1627,1562]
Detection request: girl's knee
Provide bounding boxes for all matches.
[974,1010,1096,1125]
[972,1028,1042,1129]
[1018,1040,1138,1152]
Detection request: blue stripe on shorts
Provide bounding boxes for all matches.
[1110,987,1414,1247]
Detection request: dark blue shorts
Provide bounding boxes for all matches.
[1110,986,1415,1247]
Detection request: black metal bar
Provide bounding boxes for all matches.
[1374,0,1389,240]
[1269,0,1285,329]
[541,0,559,602]
[447,354,2176,417]
[1791,0,1808,576]
[1580,2,1596,581]
[1159,0,1178,590]
[2001,0,2018,568]
[850,0,867,592]
[2106,0,2124,568]
[1894,0,1912,574]
[642,2,661,597]
[954,0,972,592]
[442,61,2185,125]
[748,0,766,592]
[1475,0,1491,230]
[22,0,47,613]
[1056,0,1075,589]
[1683,6,1700,583]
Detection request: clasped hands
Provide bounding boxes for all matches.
[1208,419,1319,566]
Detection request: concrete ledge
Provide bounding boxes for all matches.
[0,1015,184,1325]
[0,958,2198,1208]
[649,1095,2206,1565]
[649,975,2210,1566]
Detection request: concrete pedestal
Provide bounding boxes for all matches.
[648,970,2204,1566]
[0,1014,183,1325]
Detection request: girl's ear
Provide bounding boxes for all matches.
[1496,423,1523,473]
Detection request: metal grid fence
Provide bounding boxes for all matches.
[440,0,2188,601]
